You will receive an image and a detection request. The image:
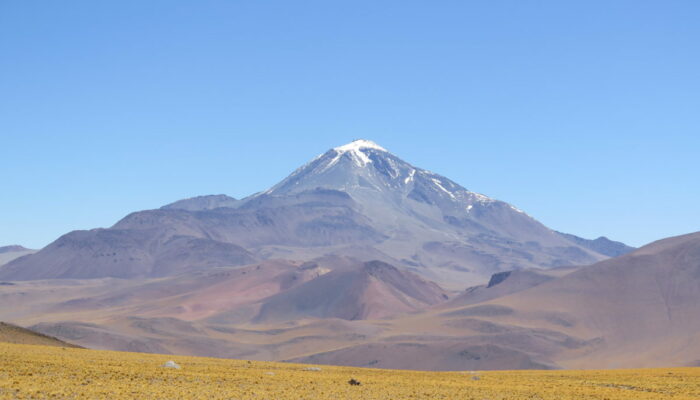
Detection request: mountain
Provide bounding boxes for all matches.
[0,140,620,287]
[162,194,239,211]
[253,260,449,323]
[260,140,609,282]
[556,232,635,257]
[432,231,700,369]
[444,266,578,308]
[0,230,256,280]
[0,245,35,267]
[288,231,700,370]
[0,139,686,371]
[0,245,30,253]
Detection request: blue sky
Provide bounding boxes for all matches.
[1,0,698,249]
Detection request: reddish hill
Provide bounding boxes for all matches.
[254,260,449,322]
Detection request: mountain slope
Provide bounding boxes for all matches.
[162,194,239,211]
[459,231,700,368]
[289,231,700,370]
[444,267,577,308]
[0,229,257,280]
[556,232,635,257]
[0,322,81,348]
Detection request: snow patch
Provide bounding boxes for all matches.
[509,205,525,214]
[334,139,387,153]
[329,139,388,167]
[404,169,416,184]
[320,153,342,171]
[431,178,456,199]
[349,147,371,166]
[472,192,494,204]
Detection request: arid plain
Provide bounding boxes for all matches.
[2,342,699,400]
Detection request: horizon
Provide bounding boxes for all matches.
[2,1,699,248]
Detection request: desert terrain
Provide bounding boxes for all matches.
[2,342,699,400]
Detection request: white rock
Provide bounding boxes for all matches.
[162,360,181,369]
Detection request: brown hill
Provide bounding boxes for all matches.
[442,231,700,368]
[253,260,449,323]
[0,321,81,348]
[444,267,578,308]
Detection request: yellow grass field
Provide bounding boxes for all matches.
[0,342,698,400]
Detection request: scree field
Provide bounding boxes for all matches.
[0,342,698,399]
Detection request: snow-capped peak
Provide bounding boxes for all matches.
[326,139,389,167]
[334,139,387,153]
[262,138,503,212]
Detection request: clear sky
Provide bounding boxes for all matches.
[1,1,698,249]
